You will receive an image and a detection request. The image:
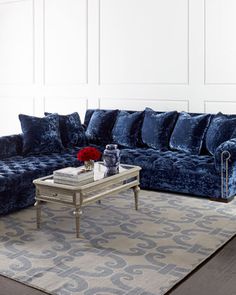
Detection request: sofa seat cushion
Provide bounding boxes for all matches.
[120,148,221,197]
[0,148,84,192]
[120,148,216,172]
[150,154,221,198]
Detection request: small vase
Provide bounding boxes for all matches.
[103,144,120,176]
[84,160,94,171]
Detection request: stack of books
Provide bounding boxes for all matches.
[53,167,94,186]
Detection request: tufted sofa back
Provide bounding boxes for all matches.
[83,109,216,154]
[0,134,23,160]
[84,109,154,127]
[83,109,205,128]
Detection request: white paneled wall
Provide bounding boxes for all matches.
[99,98,189,112]
[99,0,188,84]
[205,0,236,84]
[0,0,34,84]
[44,0,88,85]
[0,0,236,135]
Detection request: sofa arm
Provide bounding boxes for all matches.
[214,138,236,172]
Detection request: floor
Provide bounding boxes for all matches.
[168,235,236,295]
[0,235,236,295]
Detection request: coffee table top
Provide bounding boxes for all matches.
[33,162,141,191]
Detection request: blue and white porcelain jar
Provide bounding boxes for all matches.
[103,144,120,176]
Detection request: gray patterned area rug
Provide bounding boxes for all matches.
[0,190,236,295]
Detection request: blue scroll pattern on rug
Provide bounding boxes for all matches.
[0,190,236,295]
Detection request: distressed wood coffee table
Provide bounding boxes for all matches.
[33,162,141,238]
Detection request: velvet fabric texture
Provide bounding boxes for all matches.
[120,147,236,199]
[112,111,144,148]
[85,110,118,145]
[0,144,104,215]
[214,138,236,171]
[45,112,85,147]
[205,113,236,155]
[2,108,236,215]
[0,134,22,159]
[142,109,178,150]
[1,144,233,215]
[0,148,79,214]
[0,186,36,216]
[84,109,95,128]
[19,114,63,155]
[170,112,211,155]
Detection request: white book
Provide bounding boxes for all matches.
[54,177,94,186]
[53,166,89,176]
[53,167,93,180]
[53,173,93,182]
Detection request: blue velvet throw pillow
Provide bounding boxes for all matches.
[142,109,178,150]
[19,113,63,155]
[205,112,236,155]
[45,112,85,147]
[85,109,118,144]
[170,112,211,155]
[83,109,95,128]
[112,111,144,148]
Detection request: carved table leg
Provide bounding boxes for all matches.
[132,186,140,210]
[34,200,41,229]
[73,208,82,238]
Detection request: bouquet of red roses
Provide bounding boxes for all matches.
[77,147,101,162]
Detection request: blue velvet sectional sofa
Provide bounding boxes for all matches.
[1,108,236,215]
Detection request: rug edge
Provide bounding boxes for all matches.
[1,232,236,295]
[0,273,53,295]
[164,232,236,295]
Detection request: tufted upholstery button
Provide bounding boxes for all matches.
[0,147,85,193]
[120,147,223,198]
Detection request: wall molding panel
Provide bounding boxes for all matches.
[43,0,88,86]
[98,0,190,85]
[99,98,189,112]
[44,97,88,121]
[0,0,34,85]
[204,100,236,114]
[204,0,236,85]
[0,0,236,135]
[0,96,35,135]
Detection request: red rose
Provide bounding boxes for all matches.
[77,147,101,161]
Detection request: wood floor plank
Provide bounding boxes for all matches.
[0,276,49,295]
[168,235,236,295]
